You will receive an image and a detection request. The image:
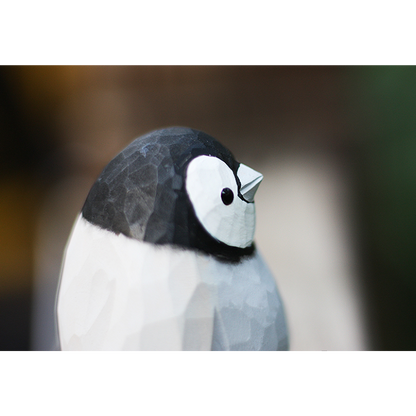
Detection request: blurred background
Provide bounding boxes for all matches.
[0,66,415,351]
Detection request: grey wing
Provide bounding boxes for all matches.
[210,249,289,351]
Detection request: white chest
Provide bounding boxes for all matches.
[57,216,288,350]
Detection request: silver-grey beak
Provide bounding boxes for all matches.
[237,163,263,203]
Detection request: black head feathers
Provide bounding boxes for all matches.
[82,127,254,262]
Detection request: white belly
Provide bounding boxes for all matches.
[57,215,288,350]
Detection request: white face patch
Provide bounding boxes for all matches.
[185,155,259,248]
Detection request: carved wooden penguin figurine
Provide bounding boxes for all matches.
[56,127,288,350]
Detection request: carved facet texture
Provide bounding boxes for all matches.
[58,127,289,350]
[57,216,288,350]
[81,127,255,263]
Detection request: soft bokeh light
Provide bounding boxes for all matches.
[1,66,415,350]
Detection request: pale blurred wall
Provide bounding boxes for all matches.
[0,66,368,350]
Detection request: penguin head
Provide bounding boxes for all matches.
[82,127,263,263]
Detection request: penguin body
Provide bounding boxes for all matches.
[57,127,288,350]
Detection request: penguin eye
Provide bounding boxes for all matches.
[186,155,256,248]
[221,188,234,205]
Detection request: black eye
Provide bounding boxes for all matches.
[221,188,234,205]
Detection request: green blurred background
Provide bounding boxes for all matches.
[351,67,416,350]
[0,66,415,350]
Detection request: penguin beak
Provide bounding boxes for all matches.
[237,163,263,203]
